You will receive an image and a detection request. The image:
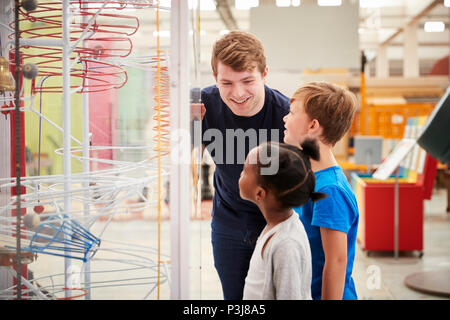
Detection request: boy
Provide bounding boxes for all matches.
[283,81,359,300]
[199,31,290,299]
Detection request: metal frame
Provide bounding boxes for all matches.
[62,0,72,298]
[5,0,191,300]
[169,0,190,300]
[0,0,13,295]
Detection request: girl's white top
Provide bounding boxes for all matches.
[243,212,312,300]
[243,221,282,299]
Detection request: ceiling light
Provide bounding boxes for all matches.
[445,0,450,7]
[153,30,170,38]
[158,0,171,7]
[424,21,445,32]
[276,0,291,7]
[235,0,259,10]
[292,0,301,6]
[360,0,380,8]
[318,0,342,6]
[200,0,216,11]
[189,30,206,36]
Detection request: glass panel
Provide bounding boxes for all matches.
[0,0,183,300]
[189,0,202,300]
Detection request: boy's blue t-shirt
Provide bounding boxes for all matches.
[294,166,359,300]
[201,84,290,231]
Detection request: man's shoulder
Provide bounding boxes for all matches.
[201,84,219,98]
[201,85,223,118]
[266,86,290,113]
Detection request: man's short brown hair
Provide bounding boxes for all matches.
[291,82,357,146]
[211,31,266,77]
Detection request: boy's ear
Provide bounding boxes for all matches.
[304,119,323,142]
[309,119,322,136]
[255,186,266,201]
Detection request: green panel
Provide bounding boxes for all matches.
[117,66,150,162]
[25,77,83,176]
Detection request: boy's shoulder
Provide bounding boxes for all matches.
[315,166,348,190]
[314,166,358,209]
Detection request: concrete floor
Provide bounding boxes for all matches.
[352,187,450,300]
[191,187,450,300]
[26,187,449,300]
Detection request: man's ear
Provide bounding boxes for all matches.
[262,66,268,82]
[213,71,217,82]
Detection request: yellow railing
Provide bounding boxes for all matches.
[366,103,434,139]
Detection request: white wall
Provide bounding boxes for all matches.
[249,3,360,72]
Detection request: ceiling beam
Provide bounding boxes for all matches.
[380,0,442,46]
[215,0,238,31]
[364,42,450,47]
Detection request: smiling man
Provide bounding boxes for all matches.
[199,31,290,300]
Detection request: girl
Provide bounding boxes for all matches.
[239,139,327,300]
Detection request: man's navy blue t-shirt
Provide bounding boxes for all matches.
[201,84,290,231]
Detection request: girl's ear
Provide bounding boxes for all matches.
[255,186,266,202]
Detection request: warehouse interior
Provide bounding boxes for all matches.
[0,0,449,300]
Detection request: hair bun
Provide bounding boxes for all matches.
[310,191,328,202]
[300,139,320,161]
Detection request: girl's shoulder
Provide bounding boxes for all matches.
[266,218,309,256]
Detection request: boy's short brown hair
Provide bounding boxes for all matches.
[291,82,357,146]
[211,31,266,77]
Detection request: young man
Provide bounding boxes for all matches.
[283,81,359,300]
[198,31,290,300]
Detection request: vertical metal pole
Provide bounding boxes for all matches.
[195,3,202,300]
[170,0,190,299]
[394,167,399,260]
[360,52,367,135]
[14,0,22,300]
[365,150,371,174]
[62,0,72,297]
[81,0,91,299]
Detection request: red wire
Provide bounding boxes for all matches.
[10,1,153,93]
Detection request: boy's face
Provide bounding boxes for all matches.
[215,61,267,117]
[238,148,259,202]
[283,98,314,147]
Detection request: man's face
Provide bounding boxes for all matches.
[283,98,313,147]
[215,61,267,117]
